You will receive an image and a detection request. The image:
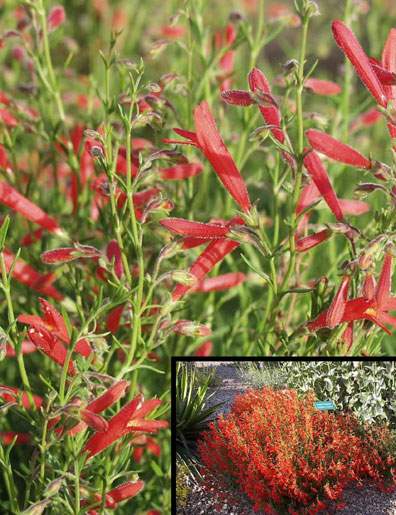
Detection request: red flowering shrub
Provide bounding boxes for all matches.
[198,387,396,514]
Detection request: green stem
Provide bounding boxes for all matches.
[0,444,19,514]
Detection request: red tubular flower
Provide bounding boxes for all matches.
[369,58,396,86]
[164,102,251,214]
[295,229,332,252]
[107,481,144,503]
[194,341,213,356]
[5,341,37,357]
[326,275,351,329]
[169,320,212,337]
[1,432,30,445]
[350,107,383,132]
[332,20,387,106]
[304,78,341,96]
[194,101,251,213]
[3,249,63,300]
[47,6,66,31]
[191,272,246,292]
[158,162,203,179]
[215,24,236,91]
[0,182,63,234]
[106,304,125,333]
[160,218,230,238]
[83,394,168,459]
[381,29,396,143]
[172,217,244,301]
[41,244,102,265]
[307,251,396,334]
[338,199,370,215]
[306,129,372,168]
[221,90,256,106]
[18,298,93,360]
[0,385,43,409]
[303,148,343,222]
[248,67,284,144]
[27,324,76,375]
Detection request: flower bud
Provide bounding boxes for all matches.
[22,499,51,515]
[359,235,386,270]
[44,477,63,498]
[90,145,104,158]
[221,90,256,107]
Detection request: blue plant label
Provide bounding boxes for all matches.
[314,401,336,410]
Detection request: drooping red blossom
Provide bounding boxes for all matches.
[84,481,144,514]
[350,107,383,132]
[26,324,76,375]
[0,432,31,445]
[164,101,251,214]
[194,340,213,356]
[47,6,66,31]
[158,162,203,179]
[0,385,43,409]
[18,298,93,360]
[83,394,168,459]
[332,20,387,106]
[248,67,284,144]
[191,272,246,292]
[160,218,230,238]
[307,251,396,335]
[306,129,372,168]
[304,78,342,96]
[41,244,102,265]
[326,275,351,329]
[295,229,332,252]
[381,29,396,144]
[106,304,125,333]
[3,249,63,300]
[221,90,256,106]
[215,24,236,91]
[303,148,343,222]
[130,434,161,462]
[0,108,17,127]
[338,199,371,215]
[5,341,37,357]
[0,182,63,234]
[172,216,244,301]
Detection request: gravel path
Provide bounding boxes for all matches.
[178,362,396,515]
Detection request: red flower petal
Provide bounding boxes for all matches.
[159,162,203,179]
[27,324,75,375]
[107,481,144,503]
[160,218,230,238]
[47,6,66,31]
[0,385,43,409]
[338,199,370,215]
[375,252,393,308]
[194,101,251,213]
[295,229,331,252]
[3,249,63,300]
[326,275,351,329]
[0,431,31,445]
[0,182,62,234]
[248,68,284,144]
[304,78,341,96]
[221,90,256,106]
[194,341,213,356]
[306,129,371,168]
[191,272,246,292]
[87,381,128,414]
[303,149,343,222]
[172,217,243,302]
[332,20,386,106]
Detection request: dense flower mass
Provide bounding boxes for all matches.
[198,387,396,514]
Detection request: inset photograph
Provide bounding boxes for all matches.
[173,358,396,515]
